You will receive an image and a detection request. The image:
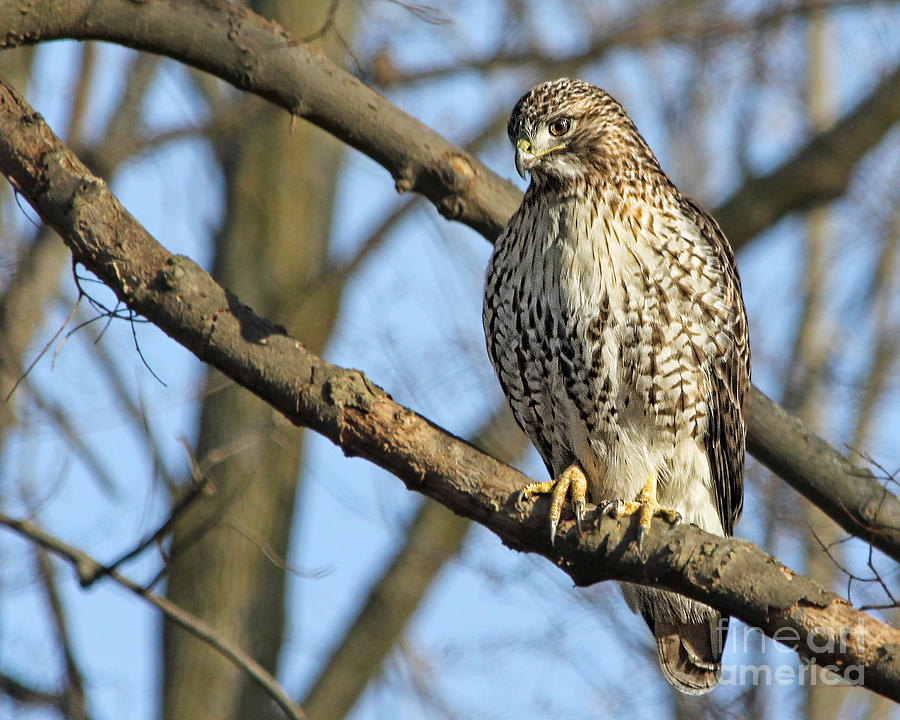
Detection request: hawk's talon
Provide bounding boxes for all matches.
[613,473,681,547]
[514,489,530,513]
[637,524,647,550]
[517,462,588,545]
[573,498,584,534]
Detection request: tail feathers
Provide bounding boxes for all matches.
[653,616,724,695]
[623,583,727,695]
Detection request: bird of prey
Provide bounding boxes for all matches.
[483,78,750,694]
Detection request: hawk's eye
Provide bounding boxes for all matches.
[548,118,570,137]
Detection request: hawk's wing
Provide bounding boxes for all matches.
[680,196,750,536]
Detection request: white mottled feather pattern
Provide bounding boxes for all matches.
[482,78,749,695]
[491,192,724,537]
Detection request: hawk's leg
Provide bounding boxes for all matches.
[516,462,588,545]
[612,473,681,548]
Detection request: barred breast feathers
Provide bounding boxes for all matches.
[484,77,750,696]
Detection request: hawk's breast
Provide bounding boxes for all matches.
[484,191,727,534]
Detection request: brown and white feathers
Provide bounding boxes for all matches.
[483,78,750,694]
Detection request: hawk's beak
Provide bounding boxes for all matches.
[515,138,564,179]
[515,138,534,179]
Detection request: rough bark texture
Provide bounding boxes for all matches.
[2,0,899,565]
[2,76,900,702]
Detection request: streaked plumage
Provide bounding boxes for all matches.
[483,78,749,694]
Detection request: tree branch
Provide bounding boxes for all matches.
[1,0,521,239]
[2,0,899,564]
[0,512,306,720]
[2,76,900,701]
[3,0,897,251]
[714,65,900,248]
[373,0,863,88]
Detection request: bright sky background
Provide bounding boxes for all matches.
[2,2,900,719]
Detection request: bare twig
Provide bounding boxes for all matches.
[35,549,90,720]
[0,512,307,720]
[5,298,80,402]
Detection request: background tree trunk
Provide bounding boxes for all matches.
[161,3,356,719]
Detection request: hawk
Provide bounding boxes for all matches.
[483,78,749,694]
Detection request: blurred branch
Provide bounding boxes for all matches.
[77,52,159,176]
[854,209,900,450]
[1,23,899,563]
[0,229,69,438]
[35,549,90,720]
[0,671,60,712]
[80,460,210,587]
[83,97,258,177]
[0,512,307,720]
[302,498,470,720]
[81,319,178,493]
[302,402,527,720]
[371,0,864,86]
[3,81,900,701]
[25,378,119,496]
[715,65,900,249]
[798,20,851,714]
[62,42,94,145]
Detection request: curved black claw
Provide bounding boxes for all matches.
[600,499,623,517]
[514,489,529,513]
[573,499,584,534]
[637,524,648,550]
[549,516,559,546]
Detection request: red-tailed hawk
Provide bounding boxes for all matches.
[483,78,750,694]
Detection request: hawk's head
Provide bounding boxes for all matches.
[507,78,657,186]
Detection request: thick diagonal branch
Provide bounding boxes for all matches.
[2,0,899,563]
[2,76,900,701]
[2,0,897,250]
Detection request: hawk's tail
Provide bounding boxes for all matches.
[622,584,727,695]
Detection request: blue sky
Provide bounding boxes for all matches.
[2,3,900,719]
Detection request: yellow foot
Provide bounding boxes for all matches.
[609,474,681,549]
[516,462,588,545]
